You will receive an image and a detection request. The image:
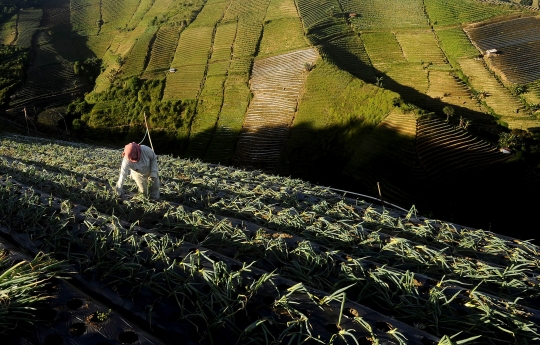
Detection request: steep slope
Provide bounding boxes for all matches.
[1,133,539,345]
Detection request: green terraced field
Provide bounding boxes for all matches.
[2,0,540,298]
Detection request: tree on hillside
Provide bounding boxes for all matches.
[443,105,454,122]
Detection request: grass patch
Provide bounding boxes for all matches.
[265,0,298,21]
[0,14,17,44]
[258,18,308,57]
[0,45,27,106]
[204,74,250,164]
[424,0,528,26]
[279,58,400,179]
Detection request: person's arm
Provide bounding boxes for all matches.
[149,150,159,178]
[116,158,130,192]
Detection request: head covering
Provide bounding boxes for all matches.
[122,142,141,162]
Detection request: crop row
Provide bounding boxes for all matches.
[70,0,100,35]
[234,47,318,169]
[15,9,42,49]
[203,74,250,164]
[223,0,271,22]
[1,135,539,299]
[341,0,429,30]
[2,134,540,343]
[0,237,162,344]
[395,31,447,66]
[457,58,537,129]
[424,0,525,27]
[416,117,510,181]
[143,25,183,79]
[121,28,158,78]
[344,111,421,206]
[0,176,442,344]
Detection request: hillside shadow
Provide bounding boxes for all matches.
[317,38,503,140]
[7,113,538,244]
[2,0,96,124]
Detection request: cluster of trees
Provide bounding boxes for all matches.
[0,45,28,106]
[68,77,196,154]
[0,0,41,21]
[73,58,102,82]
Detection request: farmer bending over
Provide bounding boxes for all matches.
[116,142,160,200]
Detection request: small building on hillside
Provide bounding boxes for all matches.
[485,49,498,57]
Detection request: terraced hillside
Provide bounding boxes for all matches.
[1,133,540,344]
[2,0,540,249]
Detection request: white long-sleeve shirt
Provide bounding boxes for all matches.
[116,145,158,189]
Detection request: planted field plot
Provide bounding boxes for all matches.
[143,26,183,79]
[258,18,307,57]
[424,0,526,27]
[465,16,540,84]
[126,0,159,29]
[395,31,447,66]
[231,20,263,62]
[188,0,230,28]
[185,22,237,157]
[204,74,250,163]
[320,35,376,82]
[121,28,158,78]
[340,0,428,30]
[234,48,318,169]
[101,0,139,33]
[0,239,162,345]
[361,32,406,68]
[70,0,100,36]
[522,83,540,106]
[416,117,510,181]
[208,21,237,67]
[425,70,495,130]
[379,63,428,103]
[32,32,63,67]
[14,9,42,48]
[9,62,89,109]
[223,0,271,22]
[186,75,226,157]
[163,26,214,100]
[281,59,398,179]
[457,58,540,130]
[42,0,70,30]
[265,0,298,20]
[434,27,482,67]
[344,110,423,206]
[2,134,540,344]
[295,0,340,31]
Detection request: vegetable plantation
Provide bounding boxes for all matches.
[0,133,539,344]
